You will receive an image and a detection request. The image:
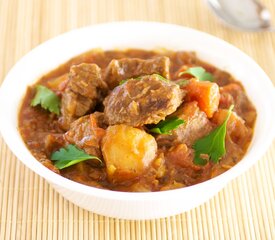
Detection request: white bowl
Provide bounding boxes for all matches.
[0,22,275,220]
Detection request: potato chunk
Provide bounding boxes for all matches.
[101,125,157,183]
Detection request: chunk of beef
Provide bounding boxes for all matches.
[219,83,256,127]
[44,133,65,156]
[68,63,107,98]
[104,56,170,89]
[60,89,94,127]
[59,63,108,130]
[104,74,184,126]
[64,113,106,165]
[169,51,198,78]
[156,102,213,148]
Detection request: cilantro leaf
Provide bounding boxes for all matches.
[31,85,60,115]
[179,67,214,82]
[51,144,103,169]
[176,79,189,86]
[152,74,169,82]
[119,76,142,85]
[119,74,169,85]
[193,105,234,166]
[119,79,128,85]
[149,116,185,134]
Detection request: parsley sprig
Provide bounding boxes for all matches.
[193,105,234,166]
[119,79,128,85]
[153,74,169,82]
[119,74,169,85]
[31,85,60,115]
[179,67,213,82]
[51,144,103,169]
[175,79,189,86]
[149,116,185,134]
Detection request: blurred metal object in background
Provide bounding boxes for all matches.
[207,0,275,31]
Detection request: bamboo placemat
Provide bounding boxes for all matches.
[0,0,275,239]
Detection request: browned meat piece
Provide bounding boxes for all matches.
[60,89,94,128]
[91,111,108,129]
[104,74,184,126]
[169,51,198,78]
[156,101,213,148]
[104,56,170,89]
[219,83,256,127]
[64,113,106,165]
[59,63,108,130]
[68,63,107,99]
[44,133,65,156]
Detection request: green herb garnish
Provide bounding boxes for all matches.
[51,144,103,169]
[176,79,189,86]
[179,67,213,82]
[119,79,128,85]
[152,74,169,82]
[119,74,169,85]
[119,76,142,85]
[149,116,185,134]
[31,85,60,115]
[193,105,234,166]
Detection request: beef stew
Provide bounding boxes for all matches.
[18,49,256,192]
